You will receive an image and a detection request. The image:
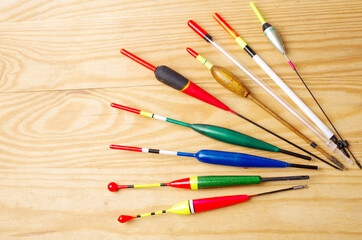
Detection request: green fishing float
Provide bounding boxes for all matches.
[111,102,311,160]
[108,175,309,191]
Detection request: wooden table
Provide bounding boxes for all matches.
[1,0,361,239]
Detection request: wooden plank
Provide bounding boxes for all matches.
[0,0,361,239]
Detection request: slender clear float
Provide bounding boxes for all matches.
[212,12,354,166]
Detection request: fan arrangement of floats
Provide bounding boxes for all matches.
[108,2,358,223]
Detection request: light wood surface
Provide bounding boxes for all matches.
[0,0,361,239]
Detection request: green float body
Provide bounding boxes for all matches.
[168,175,309,190]
[197,176,262,188]
[191,124,279,153]
[168,175,264,190]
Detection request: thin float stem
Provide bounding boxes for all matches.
[250,185,307,197]
[284,54,361,169]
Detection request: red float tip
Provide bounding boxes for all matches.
[120,48,156,72]
[212,13,239,39]
[188,20,210,40]
[118,215,136,223]
[186,47,199,58]
[110,144,143,152]
[108,182,120,192]
[110,103,141,115]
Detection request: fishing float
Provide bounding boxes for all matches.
[111,102,311,161]
[249,2,360,168]
[213,12,355,166]
[210,12,353,166]
[186,47,344,171]
[108,175,309,192]
[110,144,318,170]
[120,49,316,161]
[187,20,351,165]
[118,185,307,223]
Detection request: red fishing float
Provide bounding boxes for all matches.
[121,49,229,111]
[118,185,307,223]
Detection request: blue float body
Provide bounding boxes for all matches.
[195,150,290,168]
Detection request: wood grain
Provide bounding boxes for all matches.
[0,0,361,239]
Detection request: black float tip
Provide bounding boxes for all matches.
[279,148,311,161]
[289,163,318,170]
[261,175,310,182]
